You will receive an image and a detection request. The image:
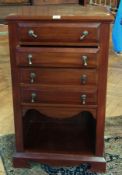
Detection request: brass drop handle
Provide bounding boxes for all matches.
[27,54,33,65]
[28,30,38,38]
[82,55,88,67]
[31,92,37,103]
[81,94,87,105]
[80,30,89,40]
[81,74,87,84]
[30,72,36,83]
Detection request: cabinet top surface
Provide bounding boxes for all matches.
[6,4,113,22]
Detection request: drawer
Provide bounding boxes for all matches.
[17,22,100,45]
[16,47,99,68]
[21,85,97,105]
[20,68,98,86]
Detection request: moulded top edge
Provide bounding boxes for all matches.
[6,4,114,22]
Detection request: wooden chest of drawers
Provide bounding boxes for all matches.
[7,4,113,173]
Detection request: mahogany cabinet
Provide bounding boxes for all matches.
[7,3,113,173]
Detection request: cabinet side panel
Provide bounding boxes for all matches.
[8,22,24,151]
[95,23,110,156]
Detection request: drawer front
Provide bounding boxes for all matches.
[20,68,98,86]
[16,47,99,68]
[21,85,97,105]
[17,22,100,45]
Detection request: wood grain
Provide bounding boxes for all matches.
[20,68,98,85]
[16,47,99,68]
[21,85,97,105]
[6,5,113,172]
[17,22,100,45]
[6,5,113,21]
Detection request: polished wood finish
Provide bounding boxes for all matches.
[7,4,113,173]
[16,47,99,68]
[13,152,106,172]
[17,22,100,45]
[21,85,97,105]
[20,68,98,85]
[6,5,113,21]
[21,105,97,119]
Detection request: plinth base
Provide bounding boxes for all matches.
[13,152,106,173]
